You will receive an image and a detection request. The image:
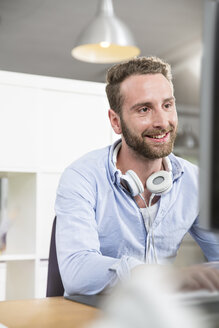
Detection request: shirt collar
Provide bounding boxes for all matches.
[168,153,184,181]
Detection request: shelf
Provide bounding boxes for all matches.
[173,147,199,164]
[174,146,199,156]
[0,254,36,262]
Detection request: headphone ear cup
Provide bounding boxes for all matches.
[120,170,144,196]
[146,170,172,195]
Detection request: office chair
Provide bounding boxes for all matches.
[46,216,64,297]
[46,217,107,307]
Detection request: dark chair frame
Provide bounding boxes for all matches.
[46,217,64,297]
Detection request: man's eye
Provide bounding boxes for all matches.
[140,107,149,113]
[164,103,171,109]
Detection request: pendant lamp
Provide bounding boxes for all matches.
[71,0,140,63]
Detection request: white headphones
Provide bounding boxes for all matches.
[120,157,172,197]
[113,141,173,197]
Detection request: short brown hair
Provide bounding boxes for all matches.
[105,56,173,116]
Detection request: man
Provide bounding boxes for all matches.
[55,56,219,296]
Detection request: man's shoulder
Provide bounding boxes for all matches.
[66,144,111,173]
[58,145,112,191]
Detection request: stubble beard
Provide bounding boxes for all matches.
[120,116,177,160]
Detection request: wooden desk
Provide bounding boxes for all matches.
[0,297,100,328]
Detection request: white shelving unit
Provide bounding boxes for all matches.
[0,71,113,300]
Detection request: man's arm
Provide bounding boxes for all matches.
[55,166,143,295]
[189,217,219,261]
[177,264,219,291]
[132,263,219,292]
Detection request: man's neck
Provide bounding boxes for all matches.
[116,141,163,189]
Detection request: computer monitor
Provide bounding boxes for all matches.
[199,0,219,230]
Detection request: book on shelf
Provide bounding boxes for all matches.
[0,177,8,252]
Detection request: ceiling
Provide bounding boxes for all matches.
[0,0,204,106]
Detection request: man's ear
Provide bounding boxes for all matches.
[108,109,122,134]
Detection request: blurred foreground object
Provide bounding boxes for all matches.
[89,265,211,328]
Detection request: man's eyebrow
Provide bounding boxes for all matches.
[130,96,175,111]
[164,96,176,102]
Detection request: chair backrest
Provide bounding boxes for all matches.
[46,216,64,297]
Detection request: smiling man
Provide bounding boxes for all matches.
[113,74,177,159]
[55,57,219,296]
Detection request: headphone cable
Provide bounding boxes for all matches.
[139,193,158,264]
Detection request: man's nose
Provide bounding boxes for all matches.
[152,109,169,129]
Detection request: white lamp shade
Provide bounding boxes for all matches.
[71,0,140,63]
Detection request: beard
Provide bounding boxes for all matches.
[120,116,177,160]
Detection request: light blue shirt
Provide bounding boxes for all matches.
[55,139,219,296]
